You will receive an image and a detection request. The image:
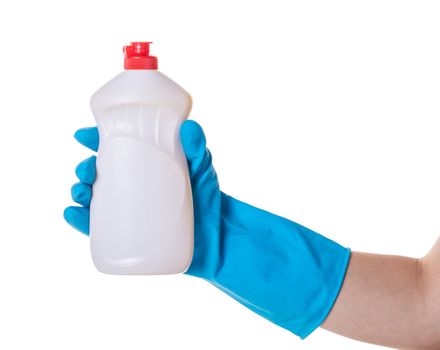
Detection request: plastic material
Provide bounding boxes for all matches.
[123,42,158,70]
[89,43,193,275]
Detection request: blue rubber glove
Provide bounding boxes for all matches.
[64,120,350,339]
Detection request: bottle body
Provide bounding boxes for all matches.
[90,70,194,275]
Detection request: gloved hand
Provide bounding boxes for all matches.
[64,120,350,339]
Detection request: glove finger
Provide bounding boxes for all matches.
[74,127,99,152]
[180,120,219,191]
[180,120,207,171]
[75,156,96,185]
[63,206,90,235]
[71,182,92,207]
[180,119,221,213]
[180,120,212,178]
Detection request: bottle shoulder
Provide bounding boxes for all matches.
[91,70,192,113]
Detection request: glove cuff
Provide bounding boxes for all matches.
[295,247,351,339]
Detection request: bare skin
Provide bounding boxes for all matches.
[322,237,440,349]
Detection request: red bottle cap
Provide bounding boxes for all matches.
[123,42,158,70]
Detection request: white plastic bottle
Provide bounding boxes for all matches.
[89,42,194,275]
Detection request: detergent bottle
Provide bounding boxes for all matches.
[90,42,193,275]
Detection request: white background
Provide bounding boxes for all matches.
[0,1,439,349]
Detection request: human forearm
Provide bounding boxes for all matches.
[322,250,440,349]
